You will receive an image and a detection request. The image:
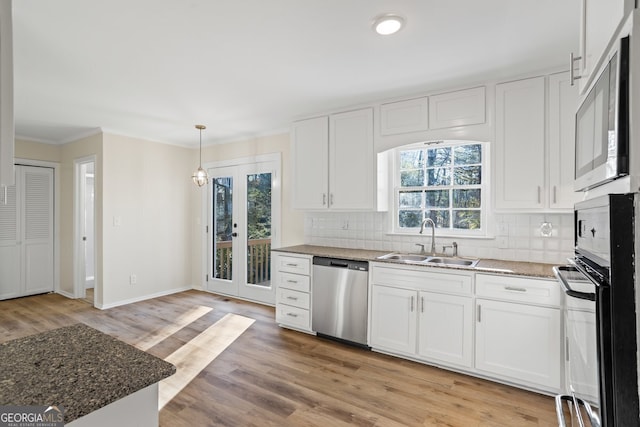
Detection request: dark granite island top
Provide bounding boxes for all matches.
[0,323,175,423]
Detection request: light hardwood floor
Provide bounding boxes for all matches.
[0,290,558,426]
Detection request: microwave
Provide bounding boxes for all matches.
[574,36,630,192]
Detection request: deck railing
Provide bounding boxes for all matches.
[215,238,271,286]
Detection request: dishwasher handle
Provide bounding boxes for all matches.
[313,256,369,272]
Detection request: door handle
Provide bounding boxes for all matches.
[232,232,238,237]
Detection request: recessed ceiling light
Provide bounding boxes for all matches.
[372,14,405,36]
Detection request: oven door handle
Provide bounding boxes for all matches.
[555,394,601,427]
[553,265,596,301]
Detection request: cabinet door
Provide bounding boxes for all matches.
[418,292,473,368]
[548,72,581,210]
[370,285,417,354]
[578,0,627,94]
[476,299,561,391]
[291,116,329,209]
[495,77,545,210]
[429,87,485,130]
[380,97,428,135]
[329,108,374,210]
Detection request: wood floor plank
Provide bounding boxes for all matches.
[0,290,557,426]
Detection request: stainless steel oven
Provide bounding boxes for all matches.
[554,194,638,427]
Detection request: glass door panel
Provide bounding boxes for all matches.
[246,172,272,287]
[213,176,233,281]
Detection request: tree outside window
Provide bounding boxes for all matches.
[397,142,483,232]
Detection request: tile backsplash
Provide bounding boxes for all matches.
[304,211,574,265]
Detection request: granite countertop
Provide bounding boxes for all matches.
[273,244,557,278]
[0,323,176,423]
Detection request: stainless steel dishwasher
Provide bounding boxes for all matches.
[312,257,369,347]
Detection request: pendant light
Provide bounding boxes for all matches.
[192,124,209,187]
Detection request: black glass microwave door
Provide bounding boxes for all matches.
[575,62,611,179]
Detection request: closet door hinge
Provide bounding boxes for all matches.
[206,225,209,233]
[206,274,209,282]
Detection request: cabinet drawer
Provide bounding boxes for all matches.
[276,272,310,292]
[371,264,472,295]
[276,254,311,275]
[476,274,561,307]
[277,288,310,310]
[276,304,310,330]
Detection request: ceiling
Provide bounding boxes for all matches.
[13,0,580,147]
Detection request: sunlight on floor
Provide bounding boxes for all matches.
[136,305,213,351]
[158,313,255,409]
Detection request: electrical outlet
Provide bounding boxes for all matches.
[130,274,137,285]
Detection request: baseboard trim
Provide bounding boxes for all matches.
[56,289,75,299]
[97,286,193,310]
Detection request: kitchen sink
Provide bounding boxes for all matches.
[376,253,479,268]
[376,253,430,263]
[424,257,479,268]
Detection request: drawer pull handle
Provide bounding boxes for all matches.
[286,280,298,284]
[505,286,527,292]
[286,296,299,301]
[286,263,299,267]
[286,312,298,318]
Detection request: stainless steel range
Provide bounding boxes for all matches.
[554,194,639,426]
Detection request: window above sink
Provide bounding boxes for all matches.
[393,140,489,238]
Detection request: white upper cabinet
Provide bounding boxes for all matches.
[574,0,633,93]
[292,108,381,211]
[495,73,579,212]
[379,97,429,136]
[0,0,14,187]
[428,86,485,130]
[548,72,581,210]
[291,116,329,210]
[378,86,486,139]
[329,108,375,210]
[495,76,546,210]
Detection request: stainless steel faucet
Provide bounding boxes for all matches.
[419,218,437,255]
[442,242,458,257]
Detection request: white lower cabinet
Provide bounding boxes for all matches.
[369,264,473,370]
[418,291,473,368]
[273,253,313,332]
[369,265,563,394]
[475,274,562,392]
[370,285,417,354]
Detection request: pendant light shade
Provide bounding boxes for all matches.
[192,124,209,187]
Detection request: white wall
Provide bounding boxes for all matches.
[101,133,193,307]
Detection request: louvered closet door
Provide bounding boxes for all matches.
[0,180,20,299]
[0,166,53,300]
[22,166,54,295]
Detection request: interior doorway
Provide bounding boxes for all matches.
[74,156,96,304]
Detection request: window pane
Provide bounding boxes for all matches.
[425,210,450,228]
[427,168,450,186]
[246,173,272,286]
[454,144,481,165]
[426,147,451,167]
[399,210,422,228]
[401,169,425,187]
[399,191,422,208]
[454,166,481,185]
[425,190,449,208]
[214,177,233,280]
[400,150,424,169]
[453,189,481,208]
[453,210,481,229]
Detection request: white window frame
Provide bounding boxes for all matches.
[391,140,490,237]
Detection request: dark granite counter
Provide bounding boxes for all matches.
[0,323,175,423]
[272,244,557,278]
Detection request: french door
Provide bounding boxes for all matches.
[206,158,279,305]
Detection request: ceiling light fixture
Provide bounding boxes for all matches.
[192,124,209,187]
[372,14,405,35]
